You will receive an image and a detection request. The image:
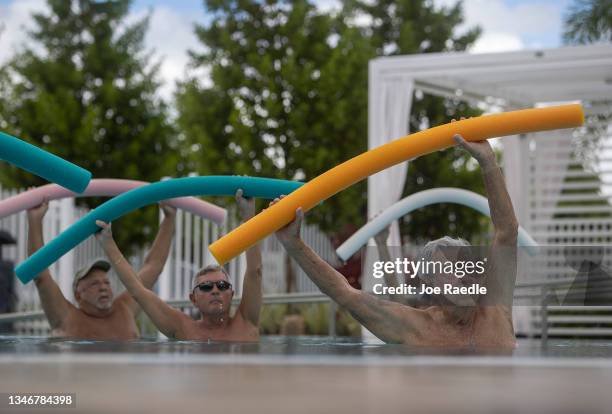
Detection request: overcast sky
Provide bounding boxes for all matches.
[0,0,573,100]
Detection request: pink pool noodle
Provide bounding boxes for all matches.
[0,179,227,224]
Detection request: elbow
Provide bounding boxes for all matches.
[142,258,164,274]
[496,219,519,244]
[336,287,359,308]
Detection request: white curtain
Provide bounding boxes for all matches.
[362,76,414,341]
[367,76,414,246]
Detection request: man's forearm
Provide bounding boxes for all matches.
[28,218,53,281]
[102,238,184,337]
[282,238,355,306]
[27,218,44,256]
[140,216,175,287]
[480,159,518,241]
[238,242,263,324]
[245,243,262,274]
[240,209,261,275]
[103,242,148,297]
[239,206,262,323]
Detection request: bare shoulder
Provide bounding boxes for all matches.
[402,305,438,327]
[372,293,427,320]
[479,304,513,320]
[230,310,259,332]
[57,301,79,320]
[112,293,133,310]
[175,316,198,339]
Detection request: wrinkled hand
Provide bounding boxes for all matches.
[95,220,114,247]
[27,197,49,221]
[235,188,255,220]
[159,202,177,219]
[270,195,303,245]
[452,117,495,166]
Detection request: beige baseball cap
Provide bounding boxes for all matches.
[73,258,111,293]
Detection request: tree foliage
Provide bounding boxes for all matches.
[563,0,612,44]
[178,0,487,242]
[344,0,487,244]
[0,0,177,251]
[177,0,372,231]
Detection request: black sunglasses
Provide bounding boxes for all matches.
[193,280,232,293]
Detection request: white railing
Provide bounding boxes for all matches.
[507,106,612,336]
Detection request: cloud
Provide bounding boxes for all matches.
[0,0,47,64]
[434,0,566,52]
[314,0,341,13]
[470,32,524,53]
[1,0,568,98]
[130,6,203,100]
[0,1,201,101]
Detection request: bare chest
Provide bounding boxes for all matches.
[411,307,515,348]
[55,306,139,340]
[179,316,259,342]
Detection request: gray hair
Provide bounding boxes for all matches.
[192,264,230,288]
[416,236,470,278]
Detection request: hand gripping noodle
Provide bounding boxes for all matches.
[16,176,303,283]
[209,104,584,264]
[335,188,538,261]
[0,131,91,193]
[0,179,227,224]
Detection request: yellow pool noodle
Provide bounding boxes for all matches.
[210,104,584,264]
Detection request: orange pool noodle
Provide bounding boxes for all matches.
[210,104,584,264]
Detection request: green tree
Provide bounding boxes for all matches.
[563,0,612,44]
[0,0,177,252]
[344,0,487,244]
[179,0,484,244]
[177,0,372,232]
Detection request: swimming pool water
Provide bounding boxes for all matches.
[2,335,612,360]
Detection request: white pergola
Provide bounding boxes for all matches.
[366,44,612,334]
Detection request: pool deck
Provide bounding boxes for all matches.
[2,338,612,413]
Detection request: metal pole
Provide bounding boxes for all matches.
[328,300,336,339]
[541,286,549,346]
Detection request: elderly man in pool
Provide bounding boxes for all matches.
[273,133,518,348]
[27,201,176,340]
[95,190,262,342]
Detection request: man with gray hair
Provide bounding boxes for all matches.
[95,190,262,342]
[274,130,518,348]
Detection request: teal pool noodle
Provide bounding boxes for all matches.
[0,131,91,193]
[16,176,304,283]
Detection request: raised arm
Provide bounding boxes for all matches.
[116,204,176,314]
[235,189,263,326]
[454,129,518,306]
[95,220,189,338]
[136,203,176,288]
[274,199,416,344]
[27,200,71,329]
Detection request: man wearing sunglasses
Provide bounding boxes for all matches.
[95,190,262,342]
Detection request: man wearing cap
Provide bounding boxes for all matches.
[27,200,176,340]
